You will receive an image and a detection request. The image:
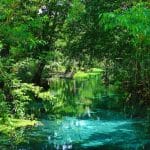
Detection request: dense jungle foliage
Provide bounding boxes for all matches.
[0,0,149,122]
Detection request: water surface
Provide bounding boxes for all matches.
[0,74,150,150]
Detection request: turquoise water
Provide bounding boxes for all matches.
[0,74,150,150]
[1,109,150,150]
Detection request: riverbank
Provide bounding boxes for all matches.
[0,118,38,135]
[74,68,103,79]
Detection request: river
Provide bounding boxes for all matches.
[0,73,150,150]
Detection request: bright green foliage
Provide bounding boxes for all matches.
[0,0,71,120]
[74,68,102,79]
[102,2,150,45]
[11,79,58,118]
[100,2,150,104]
[0,0,149,123]
[0,118,37,134]
[67,0,85,22]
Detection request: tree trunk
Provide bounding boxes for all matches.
[0,43,10,57]
[32,61,45,86]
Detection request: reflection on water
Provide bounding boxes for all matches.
[48,74,125,116]
[0,74,150,150]
[0,109,150,150]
